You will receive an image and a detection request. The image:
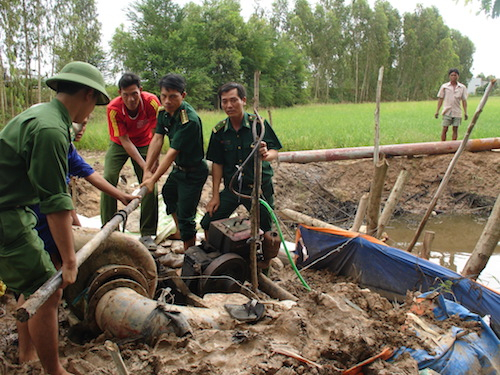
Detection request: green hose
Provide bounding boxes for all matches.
[259,199,311,291]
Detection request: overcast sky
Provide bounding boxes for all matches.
[96,0,500,78]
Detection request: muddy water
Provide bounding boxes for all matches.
[384,214,500,291]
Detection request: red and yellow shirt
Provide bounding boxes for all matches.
[107,91,160,147]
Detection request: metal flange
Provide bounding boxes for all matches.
[87,264,150,302]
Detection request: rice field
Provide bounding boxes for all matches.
[79,97,499,152]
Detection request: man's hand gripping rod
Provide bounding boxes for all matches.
[16,186,148,322]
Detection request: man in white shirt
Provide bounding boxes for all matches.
[435,68,468,141]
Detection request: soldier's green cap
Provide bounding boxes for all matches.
[46,61,110,105]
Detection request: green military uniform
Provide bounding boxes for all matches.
[156,101,208,241]
[0,99,74,296]
[200,113,282,232]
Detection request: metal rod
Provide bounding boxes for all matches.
[16,186,148,322]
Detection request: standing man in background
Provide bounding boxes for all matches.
[435,68,468,141]
[101,73,160,250]
[0,61,110,375]
[141,73,208,250]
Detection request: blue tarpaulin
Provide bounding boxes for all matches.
[294,225,500,374]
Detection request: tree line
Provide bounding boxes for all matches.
[0,0,479,121]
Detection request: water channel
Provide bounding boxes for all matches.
[384,214,500,292]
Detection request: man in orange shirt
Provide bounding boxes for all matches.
[101,73,159,249]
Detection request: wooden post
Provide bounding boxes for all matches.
[249,70,262,292]
[267,109,273,127]
[351,193,369,232]
[407,79,497,252]
[376,169,410,238]
[374,66,384,165]
[461,193,500,280]
[421,231,435,260]
[366,157,389,236]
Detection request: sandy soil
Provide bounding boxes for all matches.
[0,150,498,375]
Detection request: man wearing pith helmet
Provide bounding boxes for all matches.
[0,61,109,375]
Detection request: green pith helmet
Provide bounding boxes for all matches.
[46,61,110,105]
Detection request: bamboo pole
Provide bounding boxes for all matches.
[374,66,384,165]
[461,193,500,280]
[351,193,369,232]
[16,186,148,322]
[376,169,410,238]
[366,157,389,236]
[407,79,497,252]
[249,70,262,292]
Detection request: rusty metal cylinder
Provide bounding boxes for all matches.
[95,288,235,340]
[95,287,192,340]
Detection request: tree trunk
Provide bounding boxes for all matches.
[37,21,42,104]
[461,193,500,280]
[0,51,5,125]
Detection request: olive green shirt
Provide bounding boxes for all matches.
[0,99,74,214]
[206,112,282,188]
[155,101,204,167]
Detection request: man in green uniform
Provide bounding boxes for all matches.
[142,74,207,250]
[201,82,282,240]
[0,61,110,375]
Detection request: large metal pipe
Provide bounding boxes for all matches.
[95,288,203,341]
[278,137,500,164]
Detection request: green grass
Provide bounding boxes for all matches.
[77,97,500,152]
